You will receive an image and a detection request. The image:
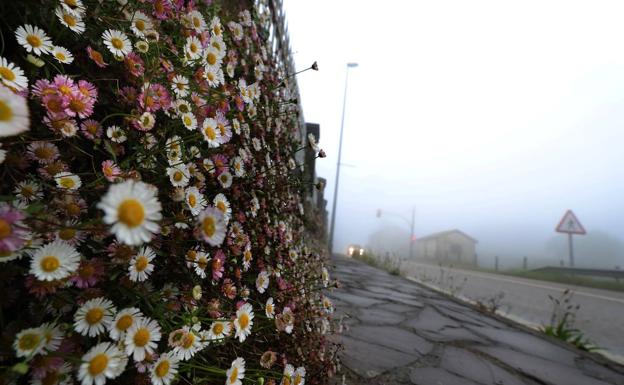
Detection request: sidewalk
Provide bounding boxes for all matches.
[329,255,624,385]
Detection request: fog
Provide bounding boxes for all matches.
[284,0,624,269]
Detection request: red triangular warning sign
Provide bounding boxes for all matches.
[555,210,586,235]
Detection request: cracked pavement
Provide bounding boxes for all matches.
[328,255,624,385]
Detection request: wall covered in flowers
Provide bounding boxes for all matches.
[0,1,338,384]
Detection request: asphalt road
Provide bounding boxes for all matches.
[401,260,624,361]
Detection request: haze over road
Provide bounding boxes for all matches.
[402,261,624,360]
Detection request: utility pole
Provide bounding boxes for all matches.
[328,63,358,254]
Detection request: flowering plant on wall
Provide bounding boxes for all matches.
[0,1,338,384]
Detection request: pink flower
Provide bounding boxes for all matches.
[87,46,108,68]
[80,119,102,140]
[151,0,174,20]
[101,160,121,182]
[124,52,145,78]
[212,250,225,281]
[221,278,237,299]
[139,83,171,112]
[78,80,98,100]
[0,204,28,254]
[212,154,229,176]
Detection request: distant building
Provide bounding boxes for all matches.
[415,229,478,266]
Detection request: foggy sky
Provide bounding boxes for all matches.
[283,0,624,265]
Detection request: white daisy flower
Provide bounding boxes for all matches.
[165,136,183,164]
[256,270,269,294]
[210,16,223,37]
[213,193,231,223]
[78,342,127,385]
[184,36,203,61]
[171,75,189,97]
[137,111,155,131]
[15,25,52,56]
[102,29,132,57]
[129,11,153,38]
[226,357,245,385]
[124,317,161,362]
[74,297,116,337]
[0,57,28,91]
[187,10,206,32]
[167,164,190,188]
[0,86,29,138]
[173,99,192,116]
[201,117,221,147]
[209,35,227,59]
[54,172,81,190]
[51,46,74,64]
[29,240,80,281]
[203,66,224,88]
[196,206,226,246]
[207,320,231,341]
[135,40,149,53]
[228,22,244,41]
[150,351,179,385]
[322,267,330,287]
[202,45,222,69]
[217,171,233,189]
[233,303,254,343]
[128,246,156,282]
[13,326,45,357]
[232,157,245,177]
[109,307,143,341]
[293,366,306,385]
[265,297,275,319]
[185,186,207,216]
[172,327,201,361]
[14,180,42,202]
[40,322,64,352]
[60,0,86,16]
[55,6,85,34]
[98,180,162,246]
[242,246,252,271]
[193,251,209,278]
[106,125,127,143]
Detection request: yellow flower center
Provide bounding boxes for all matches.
[118,199,145,228]
[62,13,77,27]
[216,201,226,213]
[182,332,195,349]
[283,377,291,385]
[27,34,43,48]
[204,126,216,140]
[238,313,249,330]
[202,216,216,237]
[67,203,81,216]
[21,186,34,198]
[197,257,208,270]
[69,98,86,113]
[0,100,13,122]
[173,171,184,182]
[206,52,217,66]
[18,333,41,351]
[85,308,104,325]
[229,367,238,383]
[133,328,150,347]
[55,52,67,61]
[59,177,76,189]
[40,255,60,273]
[193,17,201,28]
[64,0,78,7]
[213,323,224,335]
[58,228,76,240]
[88,354,109,376]
[155,360,170,378]
[111,38,124,50]
[189,43,198,53]
[207,72,215,81]
[135,255,149,272]
[135,20,146,31]
[116,314,133,331]
[188,194,197,207]
[266,303,273,313]
[0,67,16,81]
[294,374,302,385]
[0,219,11,239]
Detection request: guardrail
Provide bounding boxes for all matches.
[532,266,624,280]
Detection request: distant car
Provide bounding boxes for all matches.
[347,244,364,257]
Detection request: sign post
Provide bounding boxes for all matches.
[555,210,586,267]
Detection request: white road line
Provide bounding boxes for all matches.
[411,264,624,305]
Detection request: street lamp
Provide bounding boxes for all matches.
[376,206,416,259]
[328,62,358,254]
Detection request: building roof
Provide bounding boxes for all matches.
[416,229,478,243]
